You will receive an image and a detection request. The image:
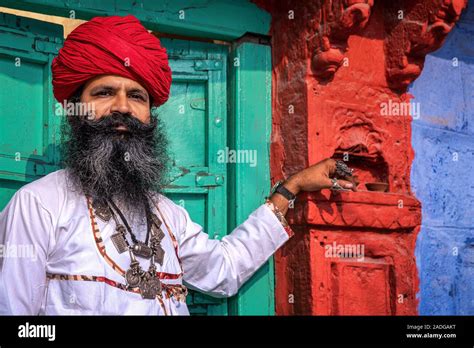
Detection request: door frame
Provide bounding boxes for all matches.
[227,39,274,315]
[0,0,270,41]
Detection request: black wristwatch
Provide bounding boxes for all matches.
[271,180,297,206]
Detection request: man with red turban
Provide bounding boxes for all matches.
[0,15,355,315]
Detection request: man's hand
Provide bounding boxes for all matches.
[270,158,357,215]
[286,158,357,194]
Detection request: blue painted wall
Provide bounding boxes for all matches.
[409,5,474,315]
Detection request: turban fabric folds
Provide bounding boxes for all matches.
[52,15,172,107]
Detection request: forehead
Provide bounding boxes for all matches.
[83,74,148,93]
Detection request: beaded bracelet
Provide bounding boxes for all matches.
[264,199,289,227]
[264,199,295,238]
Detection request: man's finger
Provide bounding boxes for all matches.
[337,179,356,191]
[318,177,334,190]
[326,158,337,176]
[326,178,356,191]
[320,177,355,191]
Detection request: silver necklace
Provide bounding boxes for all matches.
[92,197,166,299]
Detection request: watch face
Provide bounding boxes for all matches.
[271,180,283,194]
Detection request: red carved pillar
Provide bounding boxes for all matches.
[254,0,467,315]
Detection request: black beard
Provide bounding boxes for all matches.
[61,111,170,215]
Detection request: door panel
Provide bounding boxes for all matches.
[158,38,228,315]
[158,82,207,167]
[0,13,63,209]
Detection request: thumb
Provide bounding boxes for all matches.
[326,178,356,191]
[319,177,354,190]
[336,179,356,191]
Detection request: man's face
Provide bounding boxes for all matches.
[62,74,170,214]
[80,74,151,125]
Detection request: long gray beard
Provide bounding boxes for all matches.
[61,111,170,216]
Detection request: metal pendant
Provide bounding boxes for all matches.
[111,232,128,254]
[125,261,142,288]
[132,242,153,259]
[139,273,162,299]
[93,200,112,222]
[150,224,165,242]
[150,213,162,228]
[153,244,165,266]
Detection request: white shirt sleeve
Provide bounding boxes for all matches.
[0,189,54,315]
[177,203,290,298]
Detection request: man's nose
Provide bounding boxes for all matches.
[110,91,131,114]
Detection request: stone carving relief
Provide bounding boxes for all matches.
[310,0,375,80]
[384,0,468,90]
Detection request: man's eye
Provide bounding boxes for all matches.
[96,90,112,96]
[130,94,145,101]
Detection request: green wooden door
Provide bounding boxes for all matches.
[157,38,229,315]
[0,13,63,207]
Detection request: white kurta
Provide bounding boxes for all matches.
[0,169,291,315]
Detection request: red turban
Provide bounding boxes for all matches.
[52,15,172,107]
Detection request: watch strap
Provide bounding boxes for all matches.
[274,181,296,201]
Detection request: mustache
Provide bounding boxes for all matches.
[74,112,157,137]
